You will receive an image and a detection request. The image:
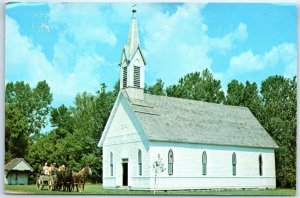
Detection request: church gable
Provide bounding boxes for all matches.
[130,46,146,66]
[98,92,148,147]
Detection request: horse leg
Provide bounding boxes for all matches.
[70,181,73,192]
[79,183,82,193]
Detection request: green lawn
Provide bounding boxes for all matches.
[4,184,296,195]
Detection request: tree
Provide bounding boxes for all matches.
[145,79,166,96]
[152,154,166,194]
[5,104,29,162]
[31,81,53,135]
[225,80,262,118]
[166,69,225,103]
[26,132,56,174]
[225,79,244,106]
[260,75,296,188]
[50,105,74,139]
[5,81,53,162]
[54,83,117,176]
[5,81,53,137]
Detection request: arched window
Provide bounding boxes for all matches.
[123,66,127,88]
[110,152,113,176]
[168,149,174,175]
[232,152,237,176]
[138,149,142,176]
[202,151,207,175]
[259,154,263,176]
[133,66,140,88]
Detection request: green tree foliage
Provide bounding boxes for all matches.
[225,80,262,118]
[5,81,53,162]
[225,80,245,106]
[26,133,56,174]
[50,105,74,139]
[5,81,53,137]
[5,104,29,162]
[243,81,262,118]
[166,69,225,103]
[260,75,296,188]
[145,79,166,96]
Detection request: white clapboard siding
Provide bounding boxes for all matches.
[148,141,276,190]
[102,101,150,189]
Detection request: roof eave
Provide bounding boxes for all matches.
[98,91,123,147]
[148,139,279,150]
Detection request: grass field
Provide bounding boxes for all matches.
[4,184,296,195]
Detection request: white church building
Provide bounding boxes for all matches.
[98,8,278,190]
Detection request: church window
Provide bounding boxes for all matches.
[138,149,142,176]
[202,151,207,175]
[232,152,237,176]
[259,154,263,176]
[168,149,174,175]
[110,152,113,176]
[123,66,127,88]
[133,66,140,88]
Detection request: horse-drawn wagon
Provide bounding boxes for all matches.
[36,174,58,191]
[35,166,92,192]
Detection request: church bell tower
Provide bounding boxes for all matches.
[119,5,146,100]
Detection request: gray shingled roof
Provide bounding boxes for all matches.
[123,91,278,149]
[5,158,34,171]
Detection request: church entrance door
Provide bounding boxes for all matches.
[122,159,128,186]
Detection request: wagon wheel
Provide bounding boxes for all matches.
[36,178,40,190]
[48,178,54,191]
[36,178,43,190]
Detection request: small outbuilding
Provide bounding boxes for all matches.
[4,158,34,185]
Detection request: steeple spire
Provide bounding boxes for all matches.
[126,4,140,58]
[119,5,146,100]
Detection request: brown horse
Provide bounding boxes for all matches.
[72,166,92,192]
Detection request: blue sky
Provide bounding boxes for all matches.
[5,3,297,107]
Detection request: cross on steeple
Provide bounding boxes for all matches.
[132,4,137,18]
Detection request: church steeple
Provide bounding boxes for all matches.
[120,5,146,100]
[126,5,140,57]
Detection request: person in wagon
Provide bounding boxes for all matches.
[58,164,65,172]
[43,162,50,175]
[50,163,58,175]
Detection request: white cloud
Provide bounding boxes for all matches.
[5,16,53,83]
[48,3,117,46]
[207,22,248,51]
[6,15,108,107]
[139,3,247,85]
[228,43,297,76]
